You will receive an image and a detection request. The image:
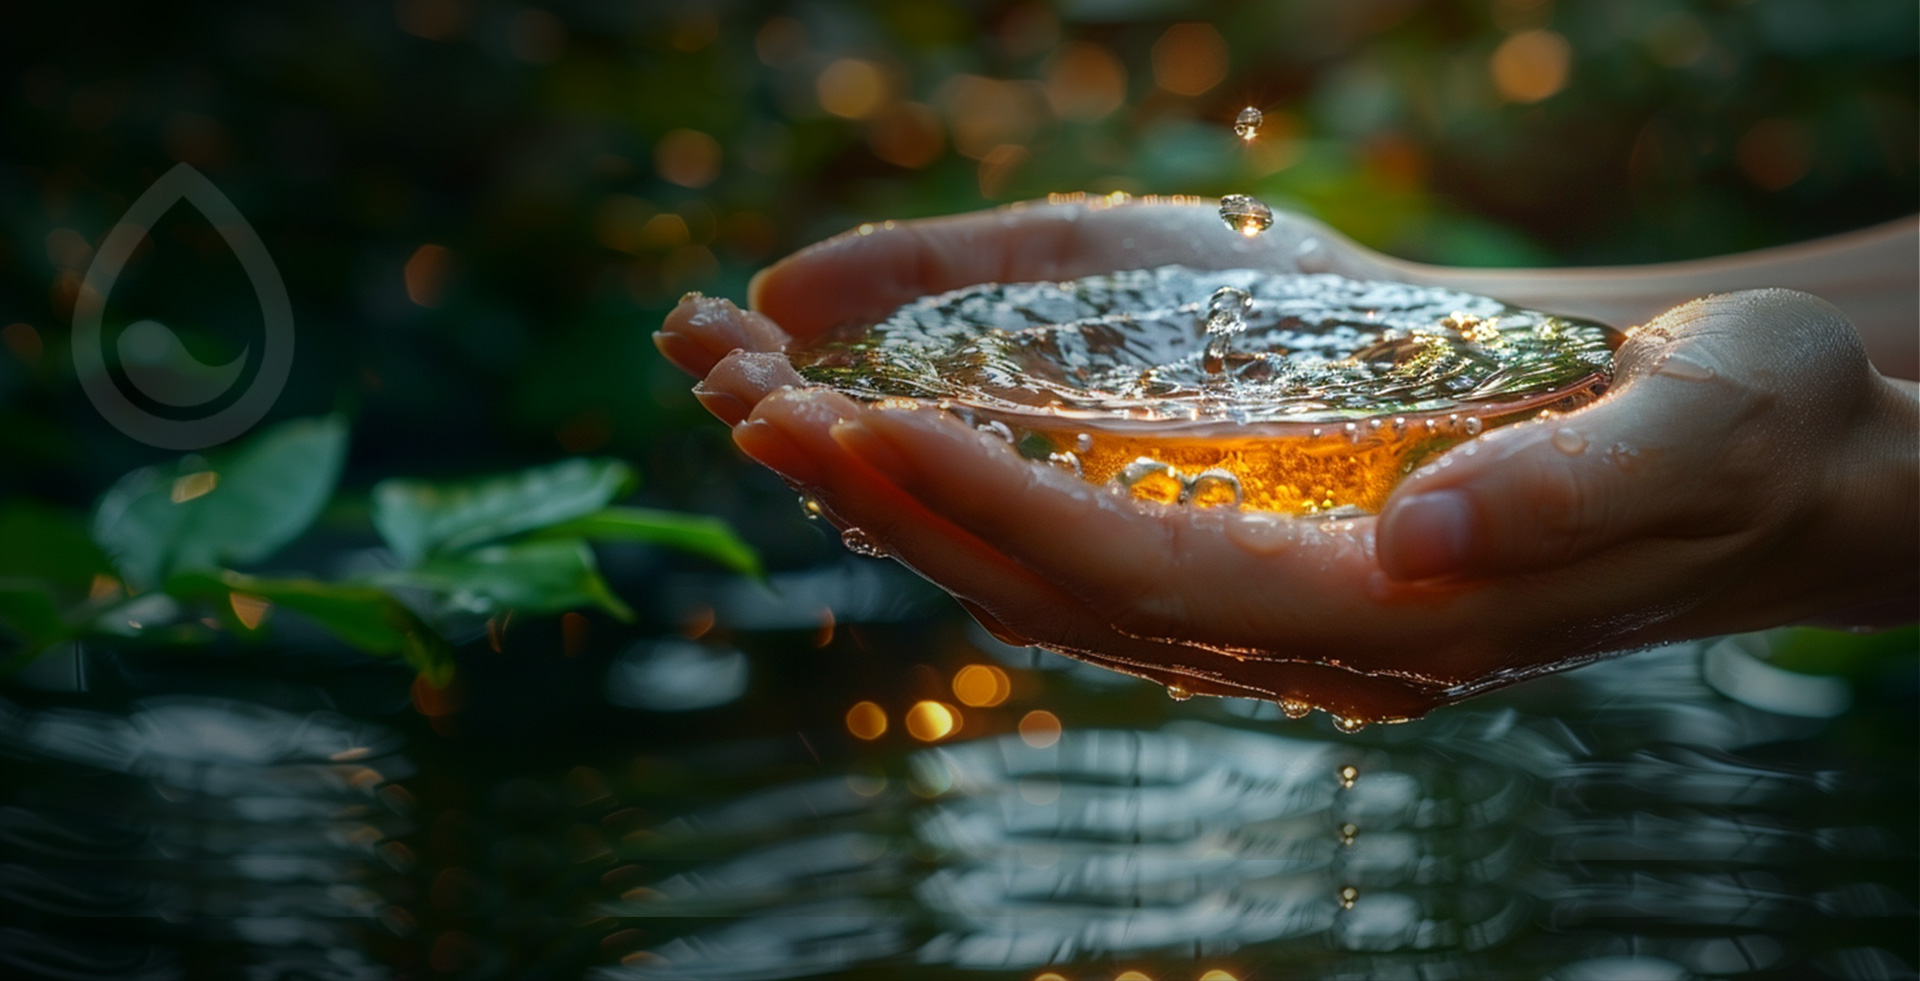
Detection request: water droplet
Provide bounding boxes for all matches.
[1337,764,1359,788]
[1462,416,1483,435]
[1656,353,1715,381]
[1605,441,1640,472]
[1338,822,1359,846]
[1074,432,1093,454]
[1279,698,1312,719]
[1117,457,1183,505]
[1233,105,1263,141]
[1366,418,1383,432]
[1184,469,1243,509]
[1550,427,1588,455]
[977,420,1015,443]
[1218,194,1273,237]
[1166,684,1193,701]
[799,495,825,520]
[1344,422,1361,444]
[1333,716,1368,734]
[841,527,888,558]
[1338,885,1359,910]
[1046,450,1083,475]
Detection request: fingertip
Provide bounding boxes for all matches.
[1377,488,1478,581]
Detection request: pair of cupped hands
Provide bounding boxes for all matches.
[656,202,1917,722]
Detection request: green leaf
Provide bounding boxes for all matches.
[92,416,349,589]
[0,581,71,654]
[541,506,762,579]
[372,458,636,566]
[165,569,454,684]
[378,538,633,620]
[0,502,116,594]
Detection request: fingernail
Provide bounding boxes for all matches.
[733,419,823,484]
[830,419,915,485]
[693,386,750,426]
[1381,489,1476,580]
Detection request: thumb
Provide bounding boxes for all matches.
[1374,291,1827,581]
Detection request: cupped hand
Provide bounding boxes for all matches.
[656,201,1918,722]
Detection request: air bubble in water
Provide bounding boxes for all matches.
[1219,194,1274,237]
[799,495,825,520]
[1166,684,1193,701]
[1279,698,1312,719]
[841,527,888,557]
[1550,428,1588,455]
[1117,457,1183,504]
[1333,717,1369,734]
[1233,106,1263,141]
[1337,764,1360,788]
[1184,469,1243,509]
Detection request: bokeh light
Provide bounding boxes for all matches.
[1018,709,1062,748]
[817,58,889,120]
[1151,23,1228,97]
[905,700,960,742]
[1489,30,1572,104]
[951,664,1012,707]
[845,700,887,740]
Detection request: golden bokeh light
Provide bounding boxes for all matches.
[228,592,271,630]
[816,58,888,120]
[905,700,960,741]
[1199,971,1241,981]
[1033,974,1068,981]
[404,243,451,307]
[976,143,1029,199]
[1018,709,1062,748]
[1116,971,1154,981]
[952,664,1012,707]
[940,74,1043,160]
[1044,41,1127,121]
[1490,29,1571,104]
[1736,118,1812,191]
[845,700,888,740]
[654,128,722,188]
[170,470,219,503]
[868,101,944,168]
[1151,23,1228,97]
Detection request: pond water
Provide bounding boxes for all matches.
[0,559,1913,980]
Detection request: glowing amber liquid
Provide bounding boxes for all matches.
[1008,379,1605,515]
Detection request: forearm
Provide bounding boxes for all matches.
[1380,217,1920,380]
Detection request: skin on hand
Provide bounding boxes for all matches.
[656,202,1920,723]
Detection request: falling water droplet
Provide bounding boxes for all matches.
[1233,106,1263,141]
[1333,717,1369,734]
[841,527,889,558]
[799,495,825,520]
[1183,469,1243,509]
[1339,886,1359,910]
[1279,699,1312,719]
[1166,684,1193,701]
[1338,822,1359,846]
[1218,194,1274,237]
[1462,416,1483,435]
[1550,428,1588,455]
[1201,286,1252,377]
[1337,764,1359,788]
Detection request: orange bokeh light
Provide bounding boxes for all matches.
[1018,709,1062,748]
[845,700,888,740]
[905,700,960,741]
[952,664,1012,707]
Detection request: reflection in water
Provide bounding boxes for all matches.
[0,694,407,980]
[599,640,1916,981]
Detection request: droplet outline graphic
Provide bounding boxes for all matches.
[72,163,294,450]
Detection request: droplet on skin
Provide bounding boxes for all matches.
[1656,353,1715,381]
[977,420,1015,443]
[1339,886,1359,910]
[799,495,825,520]
[1333,716,1368,734]
[1344,422,1360,444]
[1550,428,1588,455]
[1337,764,1359,788]
[1227,512,1294,555]
[1117,457,1183,505]
[1218,194,1274,237]
[1046,450,1083,475]
[1279,698,1312,719]
[1338,822,1358,846]
[1462,416,1483,435]
[841,527,888,557]
[1233,106,1263,141]
[1184,469,1243,509]
[1166,684,1193,701]
[1605,442,1640,472]
[1074,432,1093,454]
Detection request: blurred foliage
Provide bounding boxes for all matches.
[0,0,1913,557]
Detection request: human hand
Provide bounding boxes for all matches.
[656,201,1918,724]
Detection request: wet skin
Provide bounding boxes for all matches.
[657,202,1920,724]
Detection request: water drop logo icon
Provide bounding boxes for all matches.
[71,163,294,450]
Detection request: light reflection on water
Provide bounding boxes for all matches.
[599,636,1916,981]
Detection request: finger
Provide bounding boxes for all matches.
[747,202,1344,341]
[732,390,1298,701]
[1374,290,1858,581]
[654,293,791,378]
[693,351,805,426]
